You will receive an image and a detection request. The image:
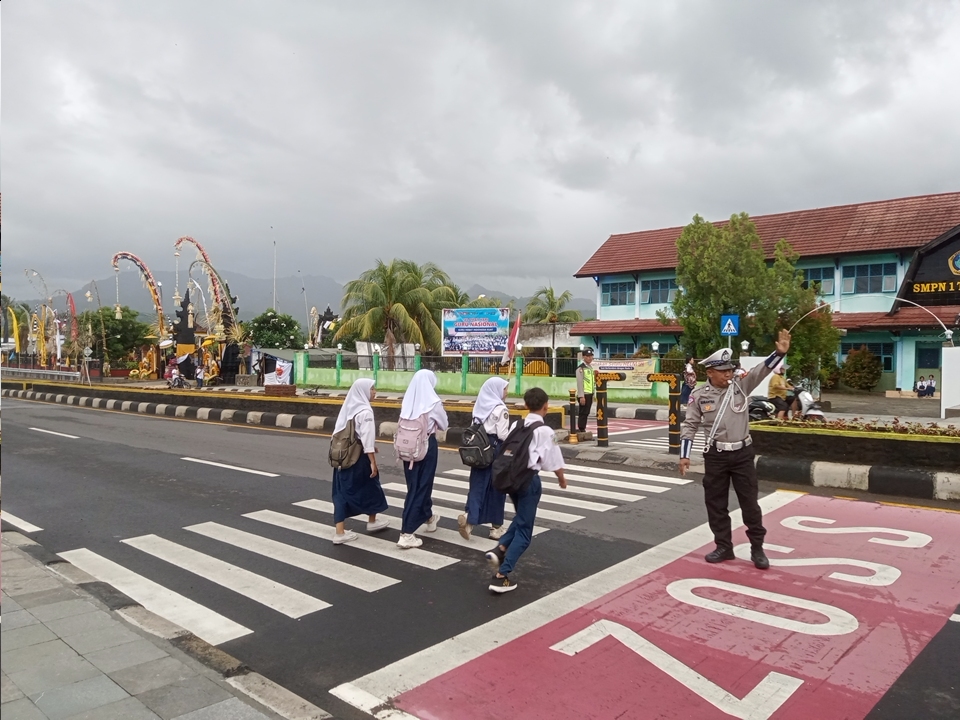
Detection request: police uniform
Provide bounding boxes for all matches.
[575,350,596,433]
[681,347,784,568]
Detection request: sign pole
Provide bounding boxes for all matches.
[568,389,578,443]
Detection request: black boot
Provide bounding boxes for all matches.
[751,546,770,570]
[704,546,735,563]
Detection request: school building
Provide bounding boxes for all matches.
[570,192,960,392]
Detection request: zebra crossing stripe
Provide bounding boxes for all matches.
[431,477,616,512]
[185,521,399,592]
[58,548,251,645]
[295,499,547,552]
[563,464,692,486]
[441,470,647,502]
[380,484,586,523]
[379,497,546,538]
[250,508,457,570]
[122,535,330,618]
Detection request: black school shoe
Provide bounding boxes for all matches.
[485,546,506,567]
[751,547,770,570]
[489,574,517,594]
[704,546,735,563]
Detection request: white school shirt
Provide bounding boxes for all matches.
[928,379,936,389]
[427,403,449,435]
[481,405,510,440]
[354,408,377,454]
[507,414,565,473]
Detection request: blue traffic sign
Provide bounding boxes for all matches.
[720,314,740,336]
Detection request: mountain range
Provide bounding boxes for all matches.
[17,272,596,324]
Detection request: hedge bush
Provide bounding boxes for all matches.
[839,345,883,390]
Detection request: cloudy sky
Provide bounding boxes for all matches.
[4,0,960,305]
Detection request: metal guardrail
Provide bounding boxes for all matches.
[2,368,83,382]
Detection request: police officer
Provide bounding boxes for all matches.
[679,328,791,570]
[575,347,596,433]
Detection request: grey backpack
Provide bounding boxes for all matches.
[329,418,363,470]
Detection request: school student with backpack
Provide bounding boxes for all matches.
[458,377,510,541]
[395,369,448,549]
[485,387,567,593]
[328,379,390,544]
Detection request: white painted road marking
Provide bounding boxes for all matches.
[420,479,616,512]
[950,614,960,622]
[185,521,399,592]
[563,464,692,486]
[0,511,43,533]
[251,507,458,570]
[123,534,329,618]
[380,484,586,524]
[441,469,649,501]
[58,548,252,645]
[330,491,802,713]
[181,457,279,477]
[29,427,80,439]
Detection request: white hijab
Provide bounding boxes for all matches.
[473,377,508,422]
[334,378,375,434]
[400,369,441,419]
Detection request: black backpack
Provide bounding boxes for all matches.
[459,420,495,469]
[492,419,543,494]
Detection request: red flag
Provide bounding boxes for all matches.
[502,311,522,365]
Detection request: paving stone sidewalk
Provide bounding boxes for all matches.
[1,535,313,720]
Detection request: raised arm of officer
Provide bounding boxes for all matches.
[678,390,703,476]
[741,329,792,396]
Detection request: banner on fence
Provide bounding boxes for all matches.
[441,308,511,357]
[594,358,658,389]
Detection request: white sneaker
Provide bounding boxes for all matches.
[425,514,440,533]
[458,514,473,540]
[488,525,505,540]
[366,518,390,533]
[332,530,358,545]
[397,533,423,549]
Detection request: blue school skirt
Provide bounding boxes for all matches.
[332,452,388,523]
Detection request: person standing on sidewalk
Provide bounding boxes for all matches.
[195,363,205,389]
[331,378,390,544]
[485,387,567,593]
[678,328,791,571]
[459,377,511,541]
[397,369,448,549]
[681,355,697,405]
[575,347,596,433]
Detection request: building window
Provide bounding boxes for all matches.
[601,282,636,306]
[841,342,895,372]
[802,267,835,295]
[841,263,897,295]
[640,279,678,304]
[600,342,635,359]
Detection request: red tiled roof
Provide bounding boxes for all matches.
[575,192,960,277]
[570,319,683,336]
[833,305,960,331]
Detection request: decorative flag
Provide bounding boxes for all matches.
[501,311,522,365]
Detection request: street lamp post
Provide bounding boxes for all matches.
[741,339,750,356]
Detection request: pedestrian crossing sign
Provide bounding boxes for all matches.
[720,314,739,336]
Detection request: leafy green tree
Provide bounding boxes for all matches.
[840,346,883,390]
[660,213,840,380]
[75,306,151,361]
[336,259,457,355]
[248,309,305,349]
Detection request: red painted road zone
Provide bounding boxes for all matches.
[395,495,960,720]
[584,418,664,434]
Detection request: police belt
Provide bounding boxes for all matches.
[706,436,753,453]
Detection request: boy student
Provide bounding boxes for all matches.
[485,387,567,594]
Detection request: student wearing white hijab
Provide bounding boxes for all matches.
[397,369,448,549]
[331,378,390,544]
[459,377,510,541]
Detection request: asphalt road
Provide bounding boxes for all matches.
[2,397,958,720]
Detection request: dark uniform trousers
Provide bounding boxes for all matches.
[577,394,593,433]
[703,445,766,550]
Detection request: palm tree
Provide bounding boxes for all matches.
[336,259,456,364]
[446,283,502,308]
[524,285,583,375]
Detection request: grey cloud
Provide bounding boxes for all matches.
[3,0,959,308]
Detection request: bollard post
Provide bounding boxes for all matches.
[595,377,609,447]
[335,347,342,388]
[461,352,469,394]
[568,388,578,442]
